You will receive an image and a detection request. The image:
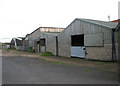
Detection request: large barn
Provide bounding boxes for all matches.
[22,27,64,52]
[58,18,118,61]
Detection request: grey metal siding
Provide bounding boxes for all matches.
[58,29,71,57]
[86,44,112,61]
[40,33,57,55]
[84,33,103,46]
[58,19,114,60]
[46,35,56,55]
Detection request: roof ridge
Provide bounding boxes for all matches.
[77,18,118,23]
[76,18,118,28]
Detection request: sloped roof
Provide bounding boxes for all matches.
[16,39,22,46]
[76,18,118,29]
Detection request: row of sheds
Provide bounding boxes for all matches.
[10,18,120,61]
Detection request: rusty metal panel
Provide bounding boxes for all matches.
[84,33,103,46]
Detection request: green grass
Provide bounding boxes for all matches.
[50,60,67,65]
[40,51,54,56]
[33,57,68,65]
[82,68,89,72]
[38,58,48,61]
[27,47,33,52]
[7,48,16,51]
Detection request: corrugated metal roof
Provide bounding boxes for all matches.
[30,27,64,35]
[40,27,64,29]
[77,18,118,28]
[40,32,60,36]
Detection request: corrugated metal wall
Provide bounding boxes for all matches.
[58,19,113,61]
[40,33,57,55]
[26,29,40,52]
[30,29,40,40]
[114,31,118,60]
[46,35,57,55]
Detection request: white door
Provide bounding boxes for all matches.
[71,46,85,58]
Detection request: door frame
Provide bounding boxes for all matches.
[71,34,86,58]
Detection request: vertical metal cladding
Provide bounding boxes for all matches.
[40,33,58,55]
[46,35,56,55]
[58,18,118,61]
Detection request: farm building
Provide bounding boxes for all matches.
[39,32,59,55]
[58,18,118,61]
[10,38,22,50]
[22,34,30,51]
[23,27,64,52]
[1,43,10,49]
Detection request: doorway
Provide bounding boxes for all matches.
[71,34,85,58]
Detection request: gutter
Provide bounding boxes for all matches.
[111,29,116,62]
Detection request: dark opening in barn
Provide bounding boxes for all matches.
[40,39,45,46]
[71,34,84,46]
[71,34,85,58]
[39,38,46,52]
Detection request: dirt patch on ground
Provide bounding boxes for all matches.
[2,49,118,72]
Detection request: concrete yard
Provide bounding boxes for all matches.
[2,50,118,84]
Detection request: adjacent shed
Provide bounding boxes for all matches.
[26,27,64,52]
[22,34,30,51]
[2,43,10,49]
[10,38,22,50]
[58,18,118,61]
[39,32,59,55]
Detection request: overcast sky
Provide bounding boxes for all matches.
[0,0,119,43]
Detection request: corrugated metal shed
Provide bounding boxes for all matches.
[58,18,118,61]
[26,27,64,52]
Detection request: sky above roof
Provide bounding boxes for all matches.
[0,0,119,43]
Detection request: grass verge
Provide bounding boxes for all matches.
[40,51,54,56]
[34,57,68,65]
[50,60,67,65]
